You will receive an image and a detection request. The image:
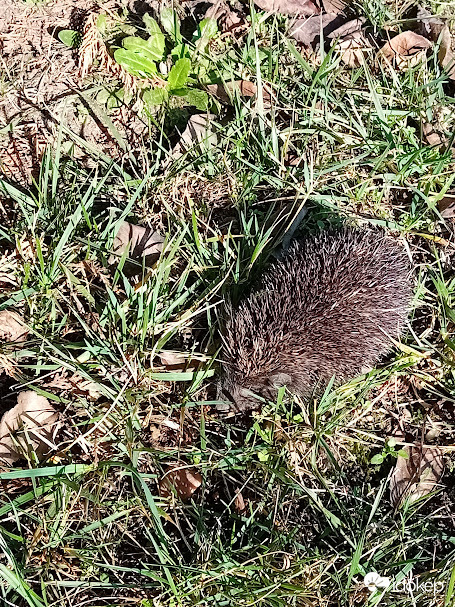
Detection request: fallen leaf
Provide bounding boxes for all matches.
[157,351,198,372]
[0,310,28,342]
[159,465,202,500]
[205,0,247,36]
[335,31,372,67]
[438,194,455,218]
[159,351,187,366]
[234,489,246,513]
[433,26,455,79]
[327,18,365,39]
[43,371,103,400]
[417,6,445,41]
[206,80,273,107]
[109,221,164,271]
[379,32,432,70]
[0,391,60,465]
[390,445,444,508]
[289,14,342,46]
[254,0,319,16]
[322,0,347,12]
[422,121,447,147]
[169,114,218,161]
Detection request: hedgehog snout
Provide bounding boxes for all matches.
[219,379,263,412]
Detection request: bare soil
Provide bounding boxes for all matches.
[0,0,150,183]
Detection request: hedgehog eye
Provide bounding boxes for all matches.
[269,373,292,388]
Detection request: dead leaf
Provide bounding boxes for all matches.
[418,6,455,77]
[169,114,218,161]
[0,310,28,342]
[254,0,319,16]
[322,0,347,12]
[158,351,187,366]
[417,6,445,41]
[159,465,202,500]
[327,18,365,39]
[336,31,372,67]
[433,26,455,79]
[437,26,454,67]
[0,391,60,465]
[109,221,164,271]
[390,445,444,508]
[289,14,343,46]
[205,81,273,107]
[379,32,432,70]
[438,195,455,218]
[234,489,246,513]
[205,0,247,36]
[422,121,447,147]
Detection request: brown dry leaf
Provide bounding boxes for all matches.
[159,465,202,500]
[234,489,246,513]
[109,221,164,269]
[169,114,218,161]
[327,18,365,39]
[159,351,186,366]
[206,80,272,107]
[422,121,447,147]
[254,0,319,16]
[322,0,347,12]
[418,6,455,78]
[390,446,444,508]
[0,391,60,466]
[434,26,455,79]
[336,30,372,67]
[0,310,28,342]
[438,195,455,219]
[378,32,432,70]
[289,14,342,46]
[438,26,454,67]
[157,351,198,372]
[205,0,247,36]
[417,6,445,41]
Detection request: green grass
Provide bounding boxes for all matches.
[1,1,455,606]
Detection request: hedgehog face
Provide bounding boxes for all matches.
[221,372,293,412]
[220,380,262,412]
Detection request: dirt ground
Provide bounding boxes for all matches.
[0,0,151,182]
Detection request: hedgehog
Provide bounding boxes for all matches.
[221,228,412,412]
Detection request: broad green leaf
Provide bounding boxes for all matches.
[147,33,166,59]
[167,58,191,90]
[143,87,167,108]
[122,36,163,62]
[370,454,384,465]
[96,14,107,34]
[58,29,81,48]
[143,13,162,35]
[197,18,218,40]
[96,89,110,104]
[97,88,124,109]
[161,7,181,42]
[173,88,209,110]
[171,43,190,60]
[397,449,410,459]
[114,48,157,77]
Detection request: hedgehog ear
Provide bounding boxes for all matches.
[269,373,292,389]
